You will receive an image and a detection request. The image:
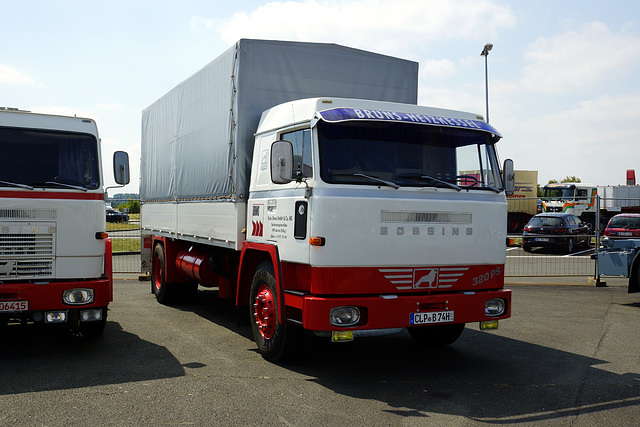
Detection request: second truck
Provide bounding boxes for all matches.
[140,39,515,361]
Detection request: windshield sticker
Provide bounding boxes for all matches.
[319,107,499,135]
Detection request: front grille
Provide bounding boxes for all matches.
[381,210,472,224]
[0,234,54,256]
[0,258,54,279]
[0,209,57,220]
[0,221,56,280]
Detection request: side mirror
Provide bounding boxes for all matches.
[271,141,293,184]
[503,158,515,196]
[113,151,130,186]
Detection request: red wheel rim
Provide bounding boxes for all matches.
[254,284,276,339]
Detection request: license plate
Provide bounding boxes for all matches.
[535,237,549,242]
[0,301,28,312]
[618,232,633,236]
[410,310,454,325]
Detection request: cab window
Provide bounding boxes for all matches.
[282,129,312,178]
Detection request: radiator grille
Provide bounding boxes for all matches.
[381,211,472,224]
[0,258,54,279]
[0,220,56,279]
[0,209,57,220]
[0,234,54,256]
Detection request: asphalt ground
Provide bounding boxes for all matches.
[0,275,638,426]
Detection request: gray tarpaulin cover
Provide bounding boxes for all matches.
[140,39,418,202]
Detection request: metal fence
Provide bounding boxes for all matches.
[112,197,637,279]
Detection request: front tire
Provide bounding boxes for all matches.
[249,262,302,362]
[408,323,465,346]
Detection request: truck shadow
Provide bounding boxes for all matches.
[0,321,185,396]
[159,288,640,423]
[279,329,640,423]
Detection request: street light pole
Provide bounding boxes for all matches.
[480,43,493,124]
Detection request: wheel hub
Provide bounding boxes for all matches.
[254,285,276,339]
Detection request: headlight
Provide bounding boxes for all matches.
[45,311,68,323]
[329,306,361,327]
[63,289,95,305]
[485,298,506,317]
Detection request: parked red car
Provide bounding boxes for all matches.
[603,213,640,239]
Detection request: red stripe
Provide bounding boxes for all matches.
[0,190,104,200]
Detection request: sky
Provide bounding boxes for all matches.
[2,0,639,194]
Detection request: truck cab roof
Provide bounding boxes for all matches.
[256,97,500,139]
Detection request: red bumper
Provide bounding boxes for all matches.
[0,278,112,312]
[286,288,511,331]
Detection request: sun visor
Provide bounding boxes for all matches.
[316,107,501,139]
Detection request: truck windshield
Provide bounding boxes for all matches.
[317,120,502,191]
[543,187,574,199]
[0,127,100,190]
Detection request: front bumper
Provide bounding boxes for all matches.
[0,278,112,322]
[285,288,511,331]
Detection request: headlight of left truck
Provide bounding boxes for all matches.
[63,288,95,305]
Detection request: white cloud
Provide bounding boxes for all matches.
[522,22,640,93]
[421,59,457,79]
[99,103,126,112]
[502,92,640,185]
[189,16,218,32]
[217,0,515,56]
[0,64,37,85]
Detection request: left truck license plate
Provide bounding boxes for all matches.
[410,310,454,325]
[0,301,28,312]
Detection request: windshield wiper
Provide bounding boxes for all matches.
[0,180,34,190]
[330,173,399,189]
[353,174,399,189]
[45,181,88,192]
[418,175,461,191]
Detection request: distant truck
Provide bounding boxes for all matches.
[140,39,514,362]
[506,170,538,233]
[0,108,130,337]
[542,172,640,230]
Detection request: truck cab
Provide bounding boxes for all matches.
[0,109,129,337]
[542,183,597,215]
[242,98,512,356]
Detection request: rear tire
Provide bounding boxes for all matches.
[152,244,176,304]
[249,261,302,362]
[151,244,198,304]
[408,323,465,346]
[523,244,532,253]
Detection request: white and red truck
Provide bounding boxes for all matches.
[542,172,640,230]
[0,108,129,337]
[140,39,515,361]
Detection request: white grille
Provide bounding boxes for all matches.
[381,211,472,224]
[0,234,54,256]
[0,258,54,279]
[0,220,56,279]
[0,209,57,220]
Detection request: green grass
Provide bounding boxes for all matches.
[111,238,140,253]
[106,222,139,232]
